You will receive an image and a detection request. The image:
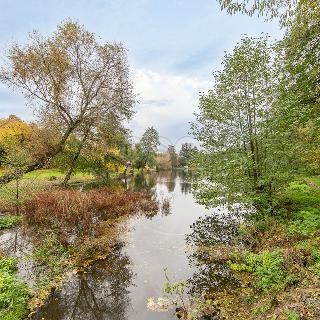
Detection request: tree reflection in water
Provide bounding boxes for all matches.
[33,243,134,320]
[132,172,156,192]
[166,170,177,192]
[180,179,192,194]
[185,212,240,294]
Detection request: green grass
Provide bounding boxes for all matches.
[23,169,93,180]
[0,256,30,320]
[0,169,94,206]
[0,168,93,181]
[288,209,320,236]
[282,182,320,211]
[279,181,320,236]
[0,216,21,230]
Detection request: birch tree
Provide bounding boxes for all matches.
[191,36,276,205]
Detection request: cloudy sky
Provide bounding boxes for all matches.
[0,0,282,149]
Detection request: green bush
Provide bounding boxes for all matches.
[0,257,30,320]
[0,216,21,230]
[229,250,291,293]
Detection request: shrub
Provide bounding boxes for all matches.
[229,250,291,293]
[23,187,158,238]
[0,256,30,320]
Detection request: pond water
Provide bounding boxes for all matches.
[33,170,240,320]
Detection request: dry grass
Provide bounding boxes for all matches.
[22,187,158,239]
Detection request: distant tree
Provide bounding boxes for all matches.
[156,152,172,171]
[133,127,160,170]
[179,143,197,167]
[0,21,134,184]
[168,145,178,168]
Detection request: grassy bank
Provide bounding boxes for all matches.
[212,178,320,319]
[148,177,320,319]
[0,169,96,214]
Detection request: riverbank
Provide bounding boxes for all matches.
[3,171,319,320]
[0,175,159,319]
[209,178,320,319]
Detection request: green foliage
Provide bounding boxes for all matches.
[285,310,300,320]
[0,216,21,230]
[0,257,16,272]
[282,182,320,211]
[288,209,320,236]
[0,256,30,320]
[295,239,320,276]
[134,127,160,169]
[280,182,320,236]
[230,250,291,293]
[194,2,320,208]
[191,35,282,206]
[218,0,297,26]
[272,3,320,173]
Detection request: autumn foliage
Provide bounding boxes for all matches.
[23,187,158,238]
[0,115,54,166]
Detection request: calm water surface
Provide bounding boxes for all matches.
[33,170,239,320]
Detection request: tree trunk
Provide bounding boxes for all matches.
[62,131,89,187]
[62,151,81,187]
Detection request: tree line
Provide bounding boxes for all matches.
[0,21,201,183]
[190,0,320,206]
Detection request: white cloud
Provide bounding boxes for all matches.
[129,68,212,148]
[0,67,213,151]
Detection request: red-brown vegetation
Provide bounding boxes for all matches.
[22,187,158,238]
